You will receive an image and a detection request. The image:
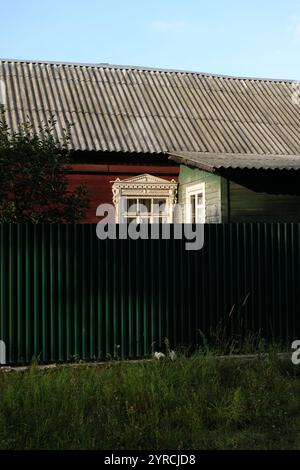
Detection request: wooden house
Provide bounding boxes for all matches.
[2,59,300,223]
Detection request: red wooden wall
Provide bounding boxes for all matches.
[67,164,179,223]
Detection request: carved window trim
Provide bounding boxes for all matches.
[111,174,178,223]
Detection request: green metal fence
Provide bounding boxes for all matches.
[0,223,300,364]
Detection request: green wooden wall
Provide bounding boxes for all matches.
[178,165,300,223]
[177,166,222,223]
[229,181,300,222]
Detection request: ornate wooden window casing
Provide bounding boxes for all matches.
[111,174,178,223]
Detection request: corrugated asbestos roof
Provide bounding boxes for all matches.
[1,59,300,159]
[169,152,300,171]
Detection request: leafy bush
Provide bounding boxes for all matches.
[0,108,89,223]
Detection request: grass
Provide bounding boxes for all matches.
[0,353,300,450]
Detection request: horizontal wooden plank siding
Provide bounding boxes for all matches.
[178,166,222,223]
[229,182,300,222]
[1,223,300,365]
[67,164,179,175]
[67,167,179,224]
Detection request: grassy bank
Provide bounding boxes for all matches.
[0,354,300,450]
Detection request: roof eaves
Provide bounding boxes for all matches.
[0,58,297,83]
[168,153,217,173]
[168,152,300,172]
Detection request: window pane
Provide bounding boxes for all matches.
[127,199,138,213]
[126,217,138,224]
[153,198,167,206]
[197,193,203,205]
[139,216,150,224]
[197,208,204,223]
[139,199,151,214]
[153,198,167,215]
[190,195,196,223]
[123,196,171,224]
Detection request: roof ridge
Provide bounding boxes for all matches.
[0,57,298,83]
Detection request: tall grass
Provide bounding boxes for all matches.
[0,353,299,450]
[195,321,289,356]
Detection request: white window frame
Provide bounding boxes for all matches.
[121,197,169,224]
[185,182,205,223]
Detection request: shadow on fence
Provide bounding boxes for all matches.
[0,223,299,364]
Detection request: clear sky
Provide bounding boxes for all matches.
[1,0,300,79]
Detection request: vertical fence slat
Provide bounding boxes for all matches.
[1,223,300,365]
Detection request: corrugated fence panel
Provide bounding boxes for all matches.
[1,223,300,364]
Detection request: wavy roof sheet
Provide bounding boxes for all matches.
[169,151,300,171]
[1,59,300,157]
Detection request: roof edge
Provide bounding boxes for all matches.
[0,57,298,83]
[168,152,300,172]
[168,154,217,173]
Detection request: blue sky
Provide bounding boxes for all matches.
[1,0,300,79]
